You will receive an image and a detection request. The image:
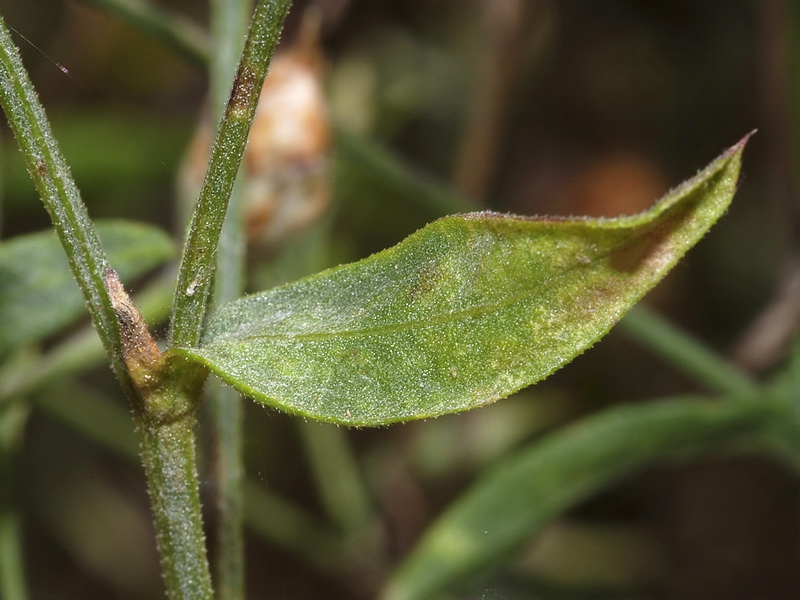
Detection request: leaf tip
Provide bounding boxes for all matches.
[726,130,756,158]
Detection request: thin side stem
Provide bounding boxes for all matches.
[336,129,476,216]
[621,306,759,397]
[82,0,209,65]
[243,479,344,576]
[453,0,540,201]
[169,0,292,350]
[0,13,129,392]
[207,381,245,600]
[299,421,373,534]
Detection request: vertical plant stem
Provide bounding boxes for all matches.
[135,409,212,600]
[207,382,245,598]
[207,1,253,597]
[0,12,129,390]
[169,0,292,350]
[453,0,528,201]
[0,10,212,598]
[211,0,254,120]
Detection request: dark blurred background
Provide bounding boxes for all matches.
[1,0,798,598]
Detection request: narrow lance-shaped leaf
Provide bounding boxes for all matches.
[380,395,781,600]
[176,137,748,426]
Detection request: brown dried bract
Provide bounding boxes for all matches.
[105,267,162,375]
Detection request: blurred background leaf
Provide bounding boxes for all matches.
[0,220,173,356]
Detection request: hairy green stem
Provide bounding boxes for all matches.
[0,14,213,595]
[82,0,209,65]
[0,13,131,392]
[136,410,212,600]
[621,306,759,397]
[169,0,292,349]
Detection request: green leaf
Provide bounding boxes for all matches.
[0,220,174,356]
[380,396,780,600]
[178,137,748,426]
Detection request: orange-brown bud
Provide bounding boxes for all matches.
[244,15,331,244]
[179,11,331,246]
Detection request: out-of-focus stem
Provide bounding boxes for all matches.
[0,403,30,600]
[206,0,253,597]
[622,306,759,397]
[82,0,209,65]
[452,0,547,202]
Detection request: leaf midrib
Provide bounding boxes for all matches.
[209,260,598,344]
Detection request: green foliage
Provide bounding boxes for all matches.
[177,140,745,426]
[0,221,173,356]
[1,0,798,599]
[381,396,781,600]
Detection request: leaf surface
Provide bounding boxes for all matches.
[179,139,747,426]
[0,220,173,355]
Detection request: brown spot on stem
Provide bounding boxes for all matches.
[228,64,258,113]
[105,268,162,379]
